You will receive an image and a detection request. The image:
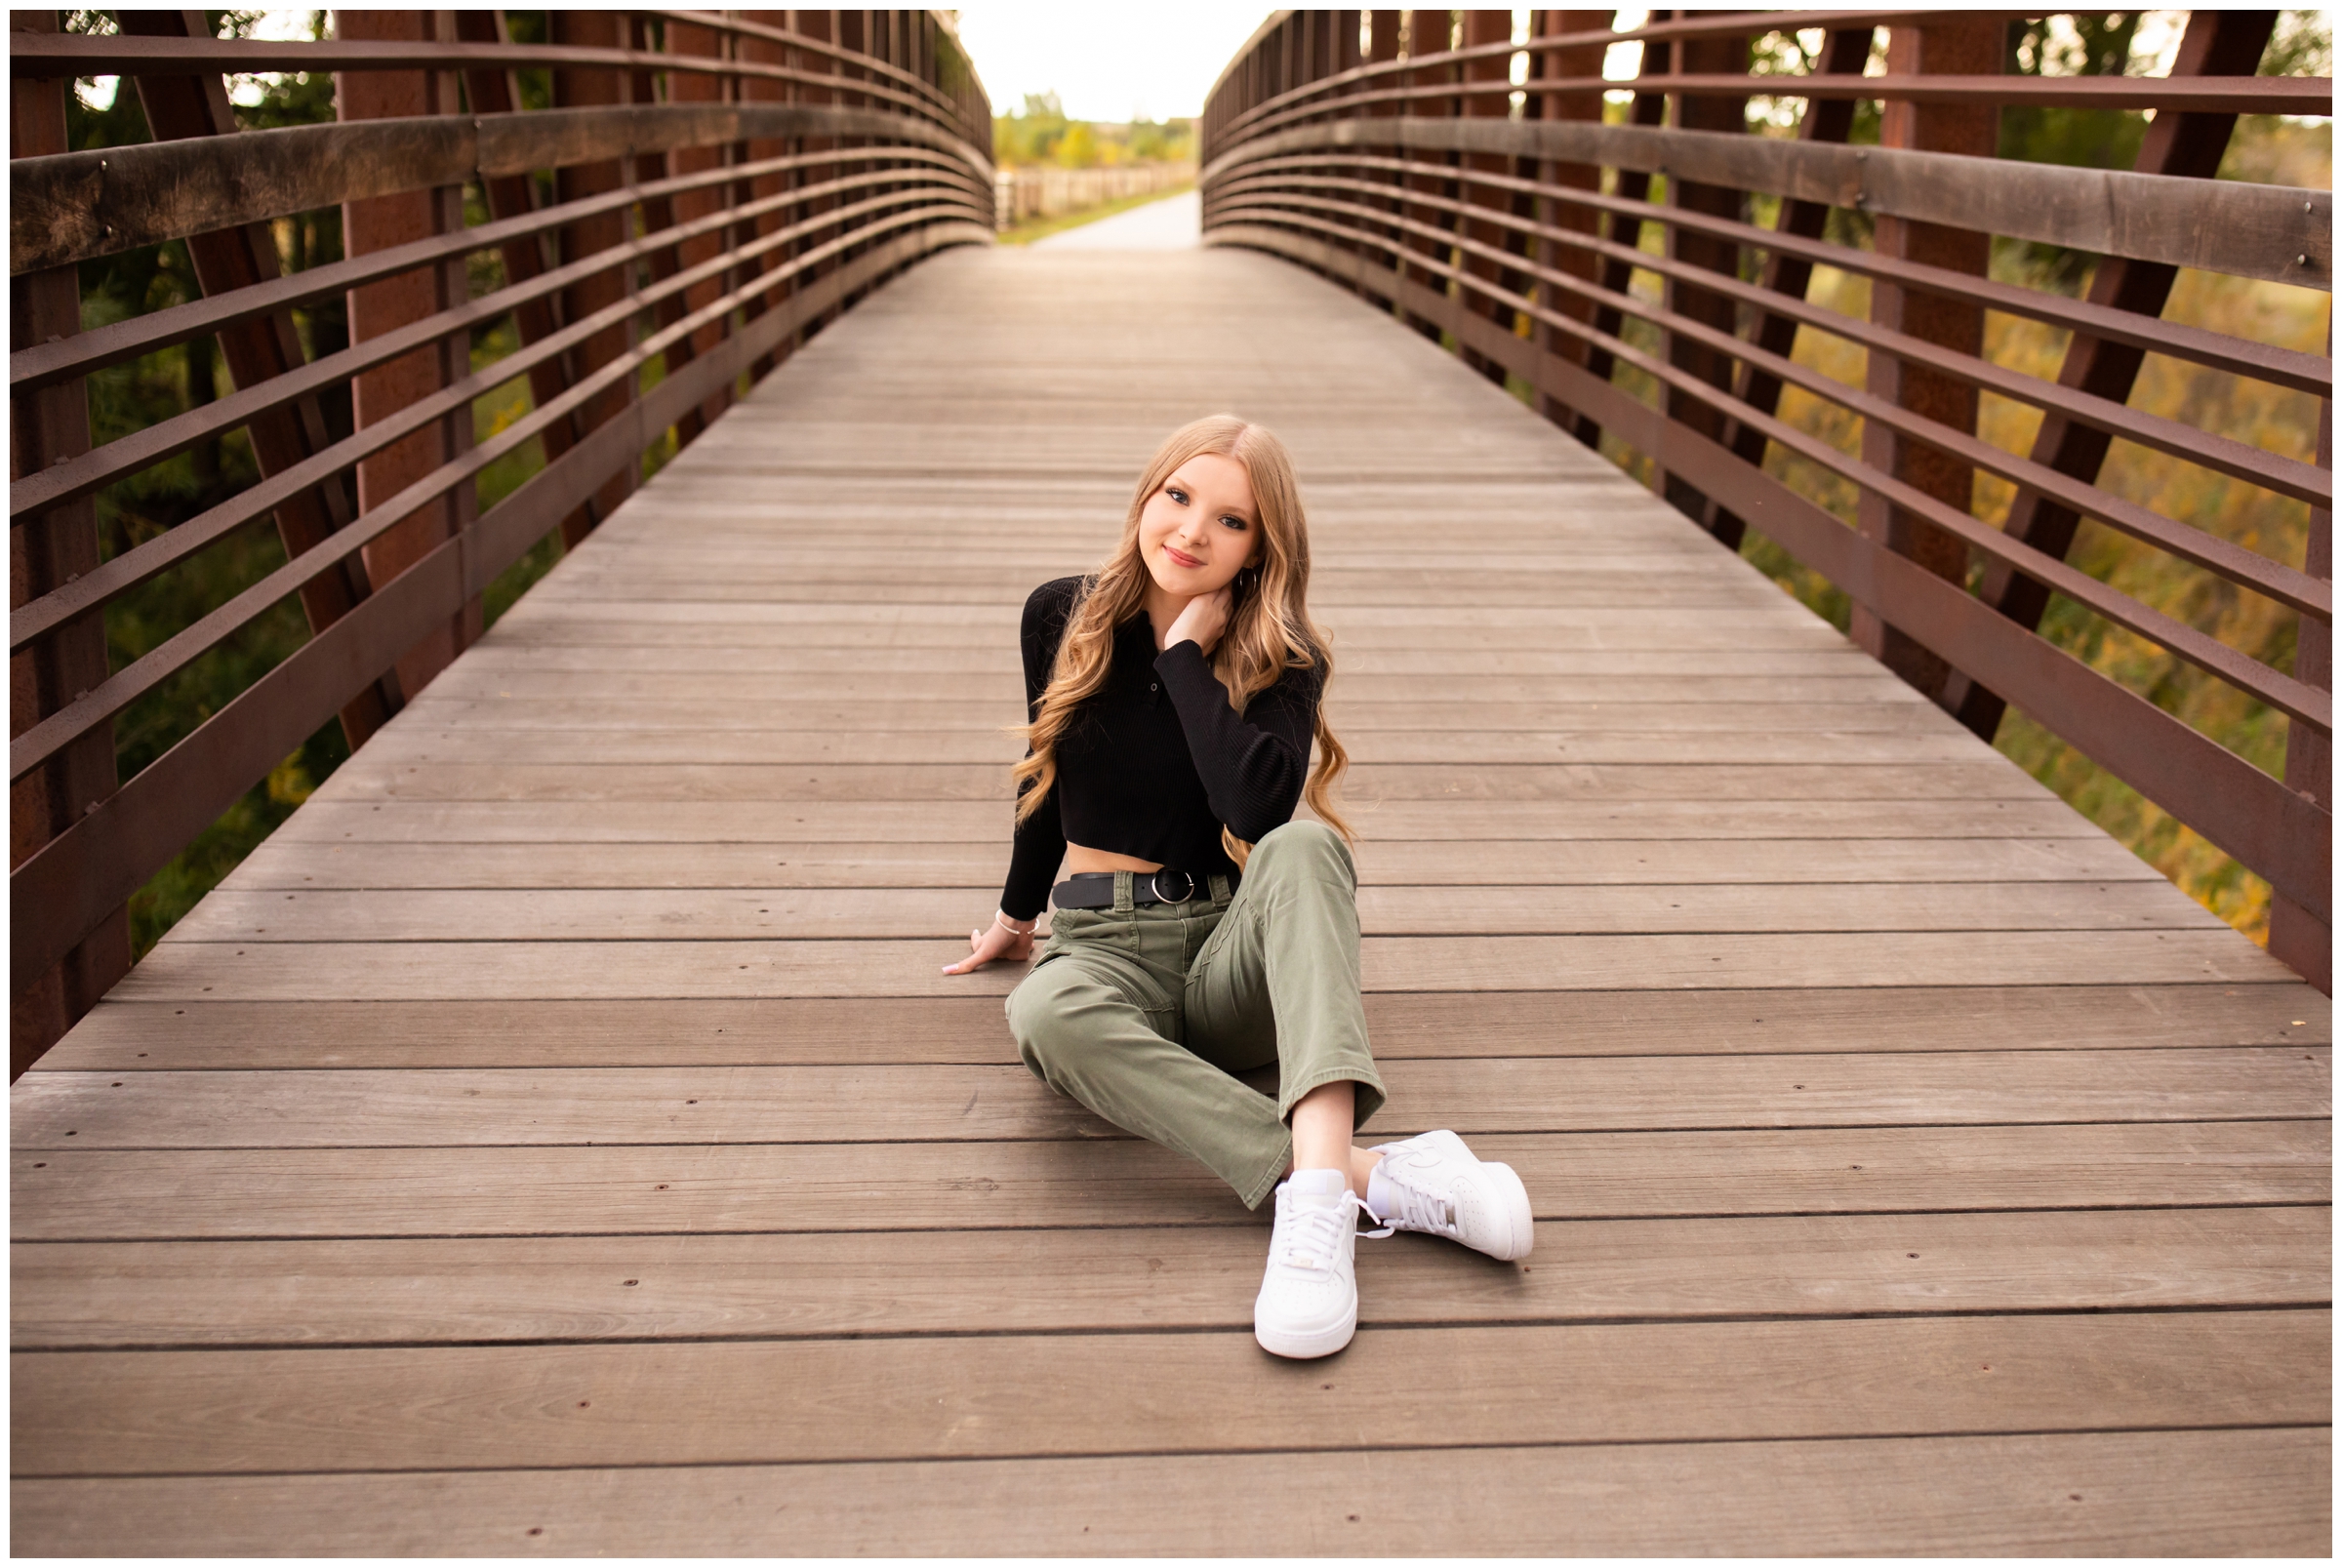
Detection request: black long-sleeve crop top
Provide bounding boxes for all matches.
[998,575,1323,920]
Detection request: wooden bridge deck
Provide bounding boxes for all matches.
[13,243,2330,1554]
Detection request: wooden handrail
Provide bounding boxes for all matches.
[1211,193,2333,725]
[6,32,986,143]
[1200,7,2334,989]
[10,167,983,653]
[7,9,994,1067]
[1203,117,2334,292]
[1211,167,2334,519]
[1205,9,2332,143]
[10,101,991,275]
[1210,149,2329,394]
[11,187,983,785]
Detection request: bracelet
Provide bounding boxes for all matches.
[992,910,1037,937]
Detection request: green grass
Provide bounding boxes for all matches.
[994,184,1194,247]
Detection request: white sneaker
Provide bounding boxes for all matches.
[1366,1129,1535,1261]
[1253,1169,1372,1359]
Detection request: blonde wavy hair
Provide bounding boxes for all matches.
[1012,415,1351,865]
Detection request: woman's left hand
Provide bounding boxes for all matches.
[1163,586,1233,655]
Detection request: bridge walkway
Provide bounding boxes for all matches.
[12,243,2329,1554]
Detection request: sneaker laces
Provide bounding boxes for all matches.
[1374,1160,1459,1238]
[1272,1190,1390,1271]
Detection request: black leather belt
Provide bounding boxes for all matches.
[1050,867,1233,909]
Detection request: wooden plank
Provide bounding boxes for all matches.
[12,1428,2328,1555]
[255,798,2097,845]
[162,881,2226,945]
[101,929,2297,1002]
[12,1311,2327,1475]
[16,1207,2327,1348]
[289,725,2008,766]
[214,835,2162,892]
[417,666,1933,708]
[14,1122,2327,1239]
[528,573,1801,609]
[37,985,2331,1072]
[17,1049,2325,1149]
[315,759,2047,805]
[389,696,1969,734]
[443,642,1895,676]
[484,597,1843,633]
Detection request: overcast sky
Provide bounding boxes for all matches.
[952,4,1275,123]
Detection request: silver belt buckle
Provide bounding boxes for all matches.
[1150,868,1196,905]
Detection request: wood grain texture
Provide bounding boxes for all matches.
[15,1208,2327,1348]
[14,1428,2328,1556]
[212,834,2162,891]
[17,239,2322,1555]
[162,880,2227,945]
[102,928,2297,1002]
[311,758,2051,804]
[13,1312,2327,1475]
[14,1122,2326,1240]
[16,1050,2327,1149]
[35,985,2329,1072]
[245,795,2110,845]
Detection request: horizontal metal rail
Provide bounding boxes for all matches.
[12,169,982,653]
[1200,7,2333,986]
[11,101,990,274]
[11,141,978,393]
[6,32,983,144]
[12,188,983,784]
[1214,164,2333,517]
[1204,8,1980,136]
[1210,196,2332,729]
[1217,219,2331,930]
[1204,117,2334,291]
[1229,71,2334,143]
[8,8,995,1047]
[1208,10,2332,142]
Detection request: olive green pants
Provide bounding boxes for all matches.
[1005,820,1387,1210]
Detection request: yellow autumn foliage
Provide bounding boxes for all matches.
[1743,119,2330,948]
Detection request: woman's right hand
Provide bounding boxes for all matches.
[942,913,1035,975]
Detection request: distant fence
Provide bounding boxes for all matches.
[994,162,1196,228]
[1201,8,2333,989]
[9,10,992,1070]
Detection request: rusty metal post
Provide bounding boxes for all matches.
[1526,11,1614,433]
[453,9,581,488]
[1456,9,1519,388]
[335,9,478,702]
[1655,24,1750,526]
[736,11,805,382]
[547,9,639,547]
[1848,16,2000,702]
[1703,22,1874,550]
[10,10,129,1075]
[126,9,398,746]
[656,12,738,444]
[1397,8,1457,342]
[1355,11,1405,313]
[1569,10,1671,451]
[2272,389,2331,991]
[1944,10,2281,734]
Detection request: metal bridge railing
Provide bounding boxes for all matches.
[9,10,993,1070]
[1200,8,2332,988]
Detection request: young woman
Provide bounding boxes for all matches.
[944,415,1533,1358]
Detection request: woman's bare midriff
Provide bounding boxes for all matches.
[1061,841,1163,875]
